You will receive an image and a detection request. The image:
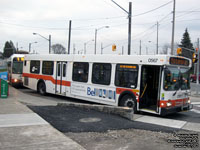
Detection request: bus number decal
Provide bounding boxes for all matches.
[148,58,158,63]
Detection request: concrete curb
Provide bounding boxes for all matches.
[57,102,134,120]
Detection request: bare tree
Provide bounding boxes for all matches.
[52,44,66,54]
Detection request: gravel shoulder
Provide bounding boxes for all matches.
[66,129,199,150]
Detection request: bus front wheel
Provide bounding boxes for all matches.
[38,82,46,96]
[120,95,137,113]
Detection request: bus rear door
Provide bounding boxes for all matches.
[55,62,67,95]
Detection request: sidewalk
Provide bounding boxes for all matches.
[0,87,85,150]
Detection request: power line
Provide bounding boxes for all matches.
[133,1,173,17]
[132,24,156,40]
[73,16,126,22]
[159,12,172,23]
[175,7,200,20]
[0,21,66,30]
[177,11,200,13]
[177,18,200,22]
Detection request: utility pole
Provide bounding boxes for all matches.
[94,29,97,54]
[101,43,103,54]
[111,0,132,55]
[29,43,31,53]
[146,47,148,55]
[122,46,124,55]
[16,42,19,52]
[171,0,176,55]
[156,22,159,55]
[139,40,141,55]
[128,2,132,55]
[73,44,76,54]
[196,38,199,94]
[68,20,72,54]
[49,35,51,54]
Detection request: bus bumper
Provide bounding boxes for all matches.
[11,79,23,87]
[161,104,193,116]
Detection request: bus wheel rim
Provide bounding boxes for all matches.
[125,98,135,108]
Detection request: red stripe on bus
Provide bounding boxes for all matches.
[159,98,189,108]
[116,88,139,101]
[116,88,133,94]
[22,73,71,87]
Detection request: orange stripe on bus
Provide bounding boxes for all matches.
[23,73,71,87]
[116,87,139,102]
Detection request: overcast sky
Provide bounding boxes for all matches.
[0,0,199,55]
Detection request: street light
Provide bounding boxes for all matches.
[29,42,37,53]
[84,39,94,54]
[33,33,51,54]
[94,26,109,54]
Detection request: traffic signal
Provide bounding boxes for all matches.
[112,44,116,51]
[177,48,182,55]
[192,53,198,63]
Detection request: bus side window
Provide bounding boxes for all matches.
[72,62,89,83]
[115,64,138,89]
[92,63,111,85]
[63,64,66,77]
[42,61,54,75]
[30,61,40,74]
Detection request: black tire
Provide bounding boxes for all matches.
[119,95,137,113]
[38,82,46,96]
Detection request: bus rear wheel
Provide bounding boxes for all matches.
[38,82,46,96]
[120,95,137,113]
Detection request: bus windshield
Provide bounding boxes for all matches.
[164,66,190,91]
[12,61,23,74]
[180,67,190,90]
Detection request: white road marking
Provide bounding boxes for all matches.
[191,102,200,105]
[0,113,48,128]
[134,115,187,129]
[190,109,200,114]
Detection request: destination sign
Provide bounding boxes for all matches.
[169,57,189,66]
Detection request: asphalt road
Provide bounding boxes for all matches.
[18,87,200,124]
[28,105,179,133]
[15,87,200,150]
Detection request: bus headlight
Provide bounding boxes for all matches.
[167,102,172,107]
[14,79,18,82]
[161,103,165,107]
[187,99,191,104]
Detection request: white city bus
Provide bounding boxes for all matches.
[22,54,192,115]
[7,54,25,86]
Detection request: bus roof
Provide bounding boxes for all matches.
[24,54,192,67]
